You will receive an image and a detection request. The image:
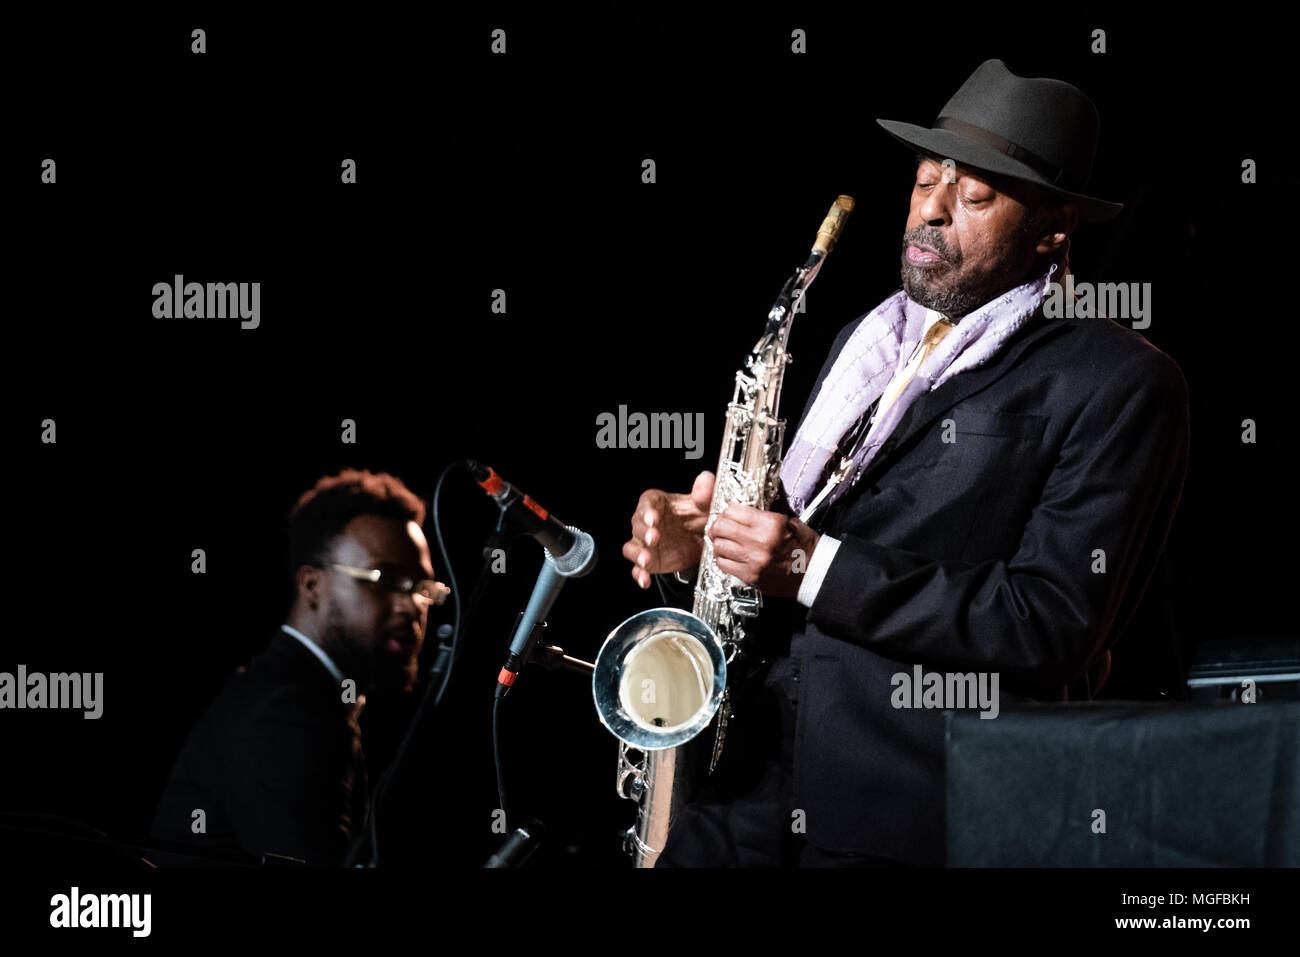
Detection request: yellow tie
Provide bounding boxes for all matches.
[799,316,957,523]
[877,318,954,418]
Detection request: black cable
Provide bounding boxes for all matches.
[346,461,469,866]
[438,533,504,708]
[492,695,509,832]
[433,462,466,709]
[654,572,672,606]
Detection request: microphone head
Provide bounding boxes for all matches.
[546,527,597,578]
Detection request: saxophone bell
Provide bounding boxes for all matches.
[592,607,727,751]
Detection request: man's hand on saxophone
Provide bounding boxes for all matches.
[708,504,820,600]
[623,470,715,588]
[623,469,822,599]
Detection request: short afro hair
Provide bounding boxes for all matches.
[287,469,426,579]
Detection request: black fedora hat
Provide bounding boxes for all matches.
[877,59,1122,222]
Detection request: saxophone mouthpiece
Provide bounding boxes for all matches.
[812,195,855,255]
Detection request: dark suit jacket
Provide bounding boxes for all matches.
[150,630,369,865]
[681,298,1190,866]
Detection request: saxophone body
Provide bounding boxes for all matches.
[593,196,854,867]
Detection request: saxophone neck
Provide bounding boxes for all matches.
[758,193,853,341]
[760,263,812,342]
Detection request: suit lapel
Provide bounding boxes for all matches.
[853,308,1066,485]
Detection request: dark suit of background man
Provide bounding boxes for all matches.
[624,60,1190,867]
[151,469,449,864]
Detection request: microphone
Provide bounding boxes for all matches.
[495,528,597,696]
[465,460,579,557]
[466,461,597,695]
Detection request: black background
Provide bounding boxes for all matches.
[4,8,1290,931]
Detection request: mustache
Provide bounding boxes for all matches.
[902,228,958,264]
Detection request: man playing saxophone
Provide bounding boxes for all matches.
[622,60,1189,867]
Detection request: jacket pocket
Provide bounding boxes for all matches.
[946,409,1048,441]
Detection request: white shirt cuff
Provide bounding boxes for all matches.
[796,535,841,608]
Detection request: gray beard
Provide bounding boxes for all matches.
[903,253,1054,319]
[902,267,985,319]
[901,215,1043,319]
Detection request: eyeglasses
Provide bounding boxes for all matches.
[326,563,450,606]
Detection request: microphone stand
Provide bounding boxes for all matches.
[531,640,596,678]
[487,538,596,867]
[348,461,596,869]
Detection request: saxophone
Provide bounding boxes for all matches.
[592,196,854,867]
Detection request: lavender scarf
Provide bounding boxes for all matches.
[780,262,1060,517]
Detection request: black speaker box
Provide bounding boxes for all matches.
[946,701,1300,865]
